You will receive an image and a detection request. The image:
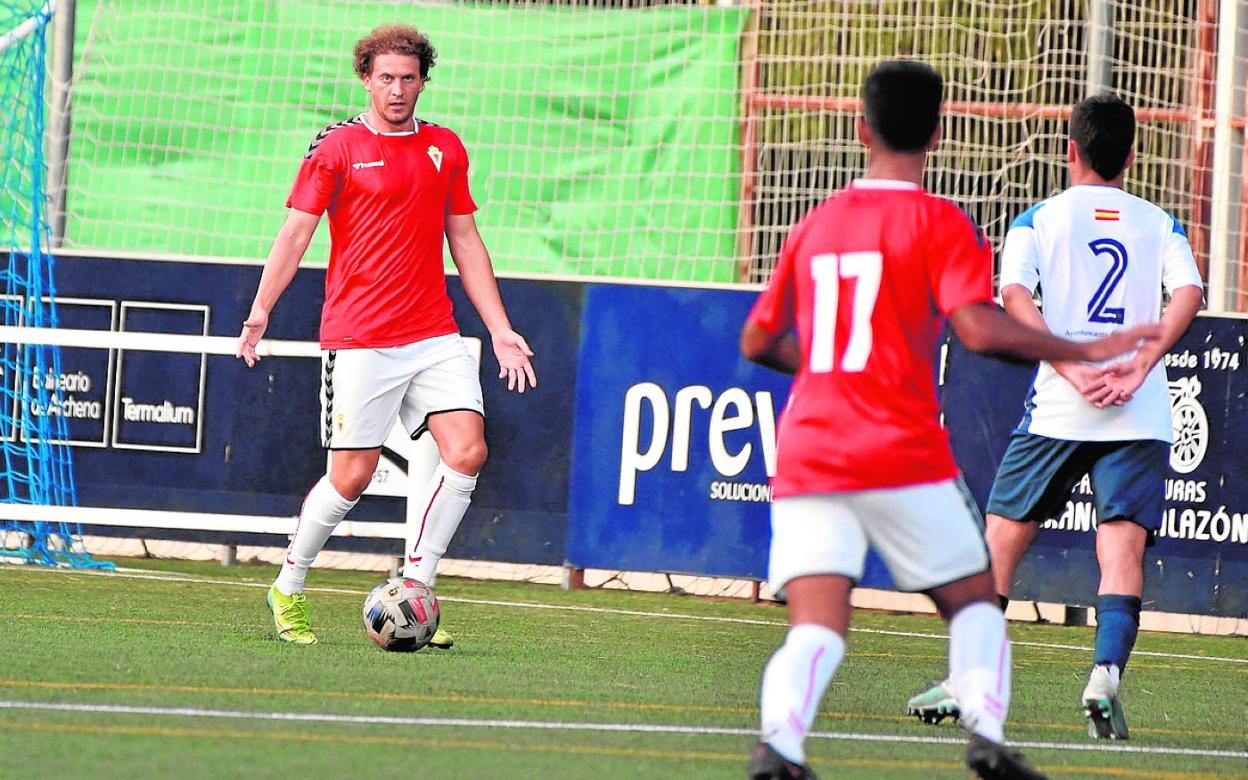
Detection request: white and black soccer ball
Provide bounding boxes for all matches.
[362,577,440,652]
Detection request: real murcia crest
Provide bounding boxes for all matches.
[1167,375,1208,474]
[427,145,443,171]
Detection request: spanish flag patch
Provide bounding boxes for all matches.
[1094,209,1120,221]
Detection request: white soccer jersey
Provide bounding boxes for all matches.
[998,184,1203,443]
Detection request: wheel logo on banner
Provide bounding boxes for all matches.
[1168,376,1208,475]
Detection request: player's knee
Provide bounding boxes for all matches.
[329,462,378,500]
[1097,519,1147,559]
[443,439,487,475]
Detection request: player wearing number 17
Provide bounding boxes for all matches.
[739,62,1160,780]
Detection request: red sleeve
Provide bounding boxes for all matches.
[446,134,478,216]
[928,200,994,315]
[285,142,341,215]
[747,221,801,334]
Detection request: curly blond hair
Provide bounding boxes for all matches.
[353,25,437,80]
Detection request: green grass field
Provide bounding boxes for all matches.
[0,558,1244,779]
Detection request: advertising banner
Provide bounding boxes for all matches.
[567,284,1246,615]
[565,283,901,588]
[21,255,576,565]
[67,3,746,280]
[945,315,1248,615]
[566,283,784,579]
[14,257,1246,616]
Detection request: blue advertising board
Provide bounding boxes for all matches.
[945,315,1248,616]
[564,283,901,588]
[16,255,1247,616]
[29,255,577,564]
[566,283,785,579]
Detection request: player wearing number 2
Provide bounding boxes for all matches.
[739,63,1161,780]
[907,94,1203,740]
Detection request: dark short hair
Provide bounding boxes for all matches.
[862,60,943,153]
[1070,93,1135,180]
[354,25,437,80]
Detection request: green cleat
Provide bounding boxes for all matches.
[428,626,454,649]
[906,679,960,725]
[1082,665,1129,739]
[267,584,317,645]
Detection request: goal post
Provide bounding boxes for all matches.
[0,0,109,569]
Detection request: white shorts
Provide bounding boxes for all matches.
[320,334,484,449]
[768,479,990,595]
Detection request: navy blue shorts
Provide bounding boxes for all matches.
[986,432,1168,538]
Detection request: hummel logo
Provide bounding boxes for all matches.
[427,145,443,171]
[352,160,385,170]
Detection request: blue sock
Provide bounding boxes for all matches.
[1094,594,1141,672]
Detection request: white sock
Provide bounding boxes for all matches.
[759,623,845,765]
[273,476,357,595]
[1099,663,1121,689]
[949,601,1011,743]
[401,461,476,586]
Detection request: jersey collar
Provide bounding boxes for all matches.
[360,113,419,137]
[850,178,922,191]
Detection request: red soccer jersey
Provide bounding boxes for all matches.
[747,180,994,496]
[287,115,478,349]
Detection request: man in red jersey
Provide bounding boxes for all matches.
[236,25,536,649]
[740,61,1156,780]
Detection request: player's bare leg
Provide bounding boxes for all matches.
[1095,520,1145,599]
[269,449,380,643]
[750,574,851,780]
[327,448,386,502]
[402,411,487,649]
[984,513,1040,598]
[907,514,1036,725]
[1084,519,1146,739]
[927,571,1046,779]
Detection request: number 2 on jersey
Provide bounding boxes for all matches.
[1087,238,1128,324]
[809,251,882,373]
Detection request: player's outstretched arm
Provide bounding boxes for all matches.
[949,301,1161,366]
[236,209,320,367]
[740,321,800,375]
[445,213,537,393]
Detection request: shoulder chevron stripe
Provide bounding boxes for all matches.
[304,115,365,159]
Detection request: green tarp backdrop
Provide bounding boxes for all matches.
[66,2,747,280]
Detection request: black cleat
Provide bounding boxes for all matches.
[747,743,818,779]
[965,734,1048,780]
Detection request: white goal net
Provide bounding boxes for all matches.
[49,0,1247,300]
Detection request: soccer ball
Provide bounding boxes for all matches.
[362,577,440,652]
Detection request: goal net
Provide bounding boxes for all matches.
[742,0,1231,284]
[56,0,1242,294]
[1,0,109,568]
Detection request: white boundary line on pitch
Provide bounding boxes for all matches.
[0,700,1243,761]
[3,564,1246,666]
